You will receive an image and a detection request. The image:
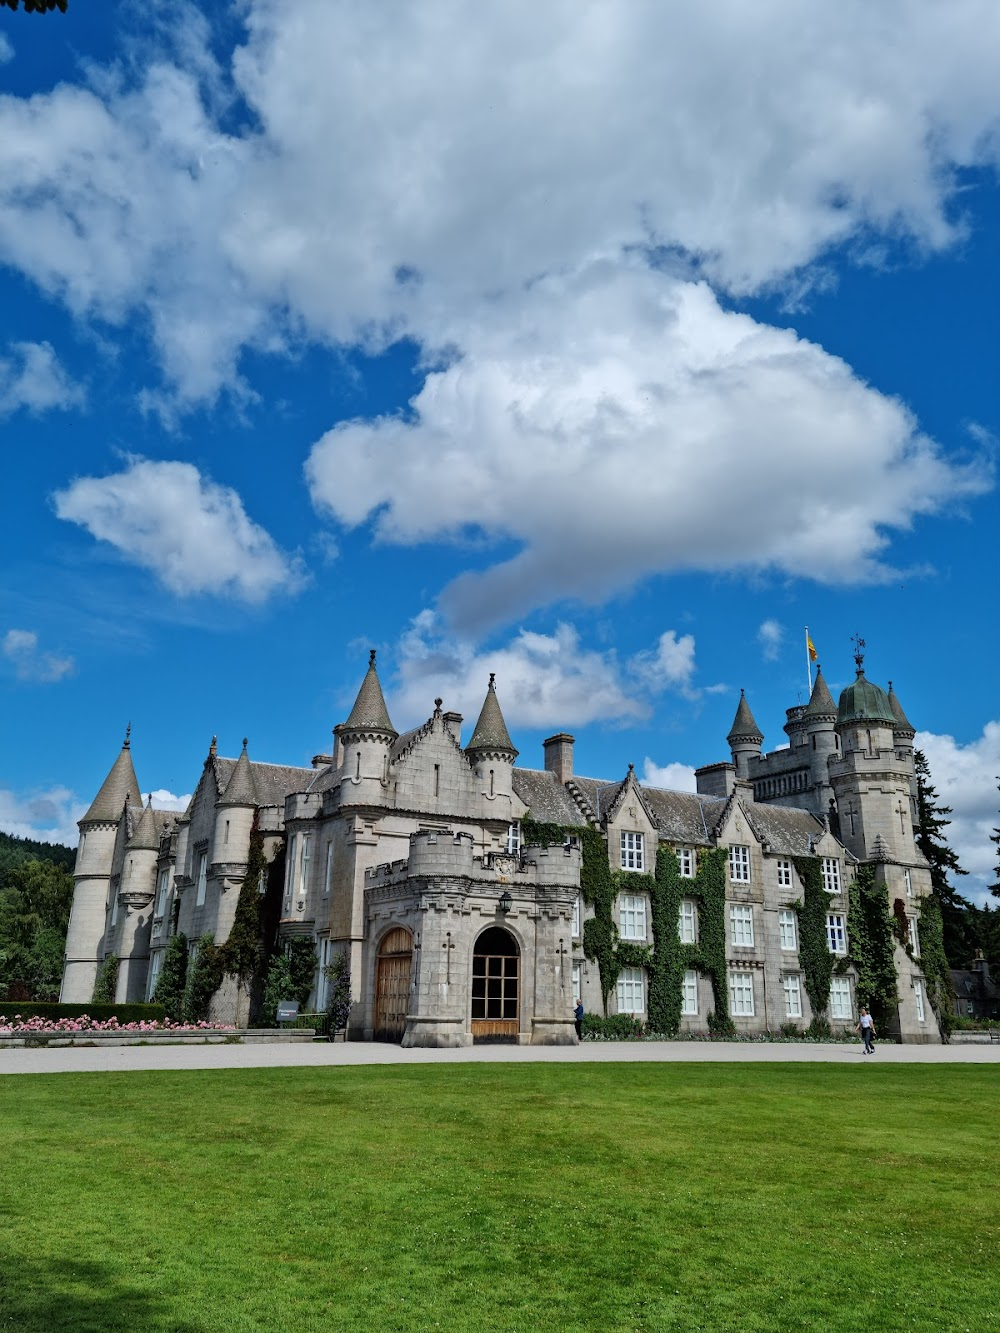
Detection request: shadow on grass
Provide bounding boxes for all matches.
[0,1251,204,1333]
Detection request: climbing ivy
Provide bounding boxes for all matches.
[846,863,898,1028]
[521,817,729,1028]
[152,931,187,1019]
[918,891,955,1038]
[182,932,224,1023]
[791,855,834,1029]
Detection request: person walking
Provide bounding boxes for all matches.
[574,997,584,1041]
[856,1006,876,1054]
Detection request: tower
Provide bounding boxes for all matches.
[465,674,518,806]
[61,726,141,1002]
[338,651,398,801]
[798,666,839,812]
[727,690,763,779]
[113,796,160,1002]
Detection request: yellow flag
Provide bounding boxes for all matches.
[806,632,818,663]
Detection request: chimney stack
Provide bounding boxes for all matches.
[543,733,575,785]
[443,711,463,742]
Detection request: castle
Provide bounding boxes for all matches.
[60,648,940,1043]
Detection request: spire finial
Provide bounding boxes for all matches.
[434,697,443,714]
[147,792,153,807]
[209,734,217,756]
[369,648,377,667]
[242,737,248,752]
[489,672,496,687]
[851,634,866,675]
[124,721,131,749]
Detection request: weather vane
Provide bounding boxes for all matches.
[851,634,866,674]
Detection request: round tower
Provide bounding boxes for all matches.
[800,666,839,807]
[465,674,519,803]
[213,738,259,866]
[61,726,141,1002]
[114,796,160,1002]
[727,690,763,779]
[339,650,398,801]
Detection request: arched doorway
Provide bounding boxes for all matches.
[374,926,413,1042]
[471,926,519,1043]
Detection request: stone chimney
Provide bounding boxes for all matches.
[543,733,575,785]
[694,762,736,799]
[443,711,463,742]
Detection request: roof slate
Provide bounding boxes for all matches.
[219,744,258,805]
[213,757,313,807]
[82,741,142,824]
[467,677,517,754]
[727,691,763,742]
[511,769,588,827]
[343,653,397,735]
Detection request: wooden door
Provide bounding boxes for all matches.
[374,927,412,1042]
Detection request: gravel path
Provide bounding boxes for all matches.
[3,1038,998,1076]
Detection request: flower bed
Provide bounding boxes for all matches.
[0,1013,234,1036]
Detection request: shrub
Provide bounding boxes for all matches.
[581,1012,644,1040]
[0,1001,165,1023]
[182,934,224,1024]
[91,954,119,1004]
[323,951,352,1033]
[153,933,188,1020]
[260,952,294,1027]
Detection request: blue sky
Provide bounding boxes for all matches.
[0,2,997,899]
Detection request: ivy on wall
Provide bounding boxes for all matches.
[846,863,898,1028]
[182,932,224,1023]
[521,817,730,1029]
[791,855,834,1029]
[152,931,187,1020]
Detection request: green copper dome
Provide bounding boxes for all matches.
[837,671,895,727]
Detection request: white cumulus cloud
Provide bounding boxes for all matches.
[641,759,698,792]
[916,724,1000,906]
[307,265,989,630]
[0,786,86,847]
[0,34,12,66]
[0,3,998,403]
[758,620,785,662]
[52,457,305,603]
[2,629,74,683]
[0,341,84,417]
[148,789,192,813]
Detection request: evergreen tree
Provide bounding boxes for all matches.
[217,813,266,1025]
[913,749,971,967]
[991,779,1000,902]
[152,932,188,1019]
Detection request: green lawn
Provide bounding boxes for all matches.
[0,1064,997,1332]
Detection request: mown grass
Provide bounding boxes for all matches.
[0,1063,997,1332]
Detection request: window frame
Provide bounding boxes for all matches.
[729,844,751,883]
[783,973,803,1018]
[776,858,792,888]
[829,975,852,1020]
[677,847,696,878]
[678,898,698,945]
[617,966,645,1015]
[778,909,798,952]
[620,830,645,872]
[195,850,207,907]
[506,821,521,855]
[914,978,926,1022]
[826,912,847,955]
[730,903,754,948]
[619,893,647,941]
[681,968,699,1016]
[821,857,841,894]
[571,893,581,939]
[729,971,755,1017]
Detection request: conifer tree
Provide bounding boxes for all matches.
[913,749,972,966]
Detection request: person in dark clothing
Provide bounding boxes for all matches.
[574,997,584,1040]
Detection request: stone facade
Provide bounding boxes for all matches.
[61,653,943,1044]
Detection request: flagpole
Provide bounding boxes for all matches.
[805,626,813,694]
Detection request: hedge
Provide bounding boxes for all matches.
[0,1002,166,1023]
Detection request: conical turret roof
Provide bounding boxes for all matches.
[343,651,397,737]
[466,674,518,756]
[887,682,915,736]
[803,667,837,719]
[219,740,258,806]
[727,690,762,744]
[127,796,161,851]
[81,727,142,824]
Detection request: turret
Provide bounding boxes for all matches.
[114,796,159,1002]
[61,726,141,1002]
[213,738,258,865]
[465,674,518,802]
[339,650,397,801]
[727,690,763,778]
[800,666,839,802]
